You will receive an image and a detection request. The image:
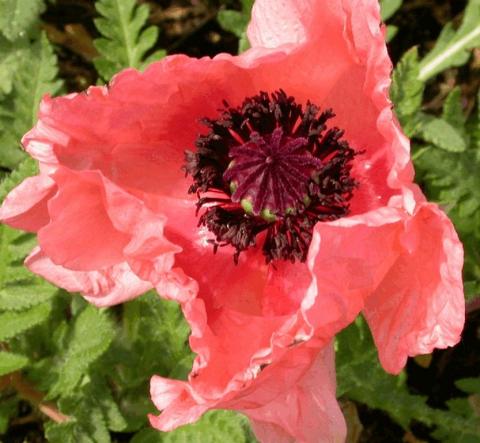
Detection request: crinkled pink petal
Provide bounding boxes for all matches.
[363,203,464,374]
[247,0,343,49]
[246,345,346,443]
[38,167,179,273]
[150,344,346,443]
[38,168,130,270]
[0,175,56,232]
[26,247,152,307]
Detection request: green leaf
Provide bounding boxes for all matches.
[380,0,403,21]
[0,157,38,201]
[45,421,95,443]
[0,281,58,311]
[417,114,467,152]
[93,0,164,81]
[337,317,480,436]
[0,33,62,169]
[48,305,116,398]
[0,0,45,41]
[217,0,253,53]
[442,86,467,129]
[217,10,249,39]
[0,351,28,376]
[46,375,128,442]
[419,0,480,80]
[12,33,63,129]
[386,25,399,42]
[131,410,255,443]
[0,302,52,341]
[0,36,30,97]
[430,378,480,442]
[390,47,425,136]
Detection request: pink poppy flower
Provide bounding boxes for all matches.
[0,0,464,441]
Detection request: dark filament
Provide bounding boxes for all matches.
[184,90,358,264]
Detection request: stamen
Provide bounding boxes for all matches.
[184,90,358,263]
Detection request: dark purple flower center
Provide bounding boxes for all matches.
[184,90,358,264]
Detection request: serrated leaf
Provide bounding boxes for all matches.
[390,47,425,136]
[0,0,45,41]
[0,281,58,311]
[47,376,127,442]
[45,421,95,443]
[0,157,38,201]
[337,317,480,437]
[0,33,62,169]
[419,0,480,80]
[0,36,30,96]
[132,410,254,443]
[0,351,28,376]
[417,114,467,152]
[442,86,467,129]
[93,0,164,80]
[49,305,116,398]
[8,232,36,261]
[380,0,403,21]
[12,32,63,129]
[0,302,52,341]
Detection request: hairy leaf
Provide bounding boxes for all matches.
[131,410,255,443]
[93,0,165,80]
[337,318,480,436]
[0,36,30,97]
[48,305,116,398]
[417,114,467,152]
[442,86,467,130]
[0,302,52,341]
[431,378,480,442]
[0,0,45,41]
[390,47,425,136]
[0,33,62,169]
[0,157,38,200]
[419,0,480,80]
[0,281,58,311]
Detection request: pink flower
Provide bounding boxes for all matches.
[0,0,464,441]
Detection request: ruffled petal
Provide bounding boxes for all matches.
[25,247,152,307]
[246,345,346,443]
[38,168,129,270]
[150,344,346,443]
[363,203,465,373]
[37,168,179,276]
[0,175,56,232]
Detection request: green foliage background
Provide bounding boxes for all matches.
[0,0,479,441]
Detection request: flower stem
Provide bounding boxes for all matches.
[0,372,70,424]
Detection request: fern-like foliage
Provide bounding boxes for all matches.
[0,0,45,42]
[0,33,62,169]
[93,0,165,81]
